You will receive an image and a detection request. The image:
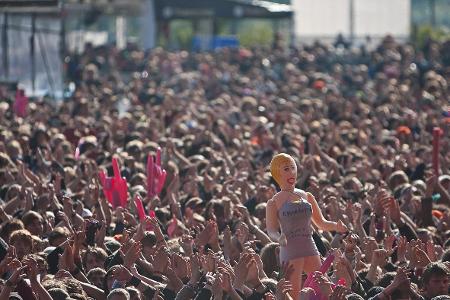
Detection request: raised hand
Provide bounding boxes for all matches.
[384,234,396,255]
[111,265,133,283]
[179,234,193,256]
[390,268,410,289]
[234,253,252,288]
[389,197,402,226]
[426,239,439,262]
[210,272,223,299]
[276,278,293,300]
[313,271,333,297]
[23,257,39,282]
[189,254,202,284]
[371,249,389,268]
[0,246,17,275]
[329,285,351,300]
[55,270,74,280]
[300,287,316,300]
[397,236,407,264]
[351,203,362,226]
[245,257,262,286]
[413,246,431,268]
[218,267,235,294]
[152,247,170,274]
[147,148,167,198]
[336,220,348,233]
[235,223,249,246]
[171,253,190,280]
[124,240,142,268]
[5,265,27,288]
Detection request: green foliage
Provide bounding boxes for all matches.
[237,19,274,47]
[413,24,450,48]
[170,20,194,49]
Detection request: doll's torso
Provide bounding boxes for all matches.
[278,199,313,240]
[275,189,319,261]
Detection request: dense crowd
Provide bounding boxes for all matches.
[0,34,449,300]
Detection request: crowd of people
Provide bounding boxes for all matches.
[0,34,449,300]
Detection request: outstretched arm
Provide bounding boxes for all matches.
[307,193,347,233]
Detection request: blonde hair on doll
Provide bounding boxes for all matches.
[270,153,295,185]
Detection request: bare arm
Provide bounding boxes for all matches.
[307,193,342,232]
[265,199,282,242]
[78,280,107,300]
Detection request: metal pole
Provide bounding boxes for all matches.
[60,0,66,98]
[349,0,354,45]
[30,13,36,93]
[430,0,436,27]
[37,30,55,98]
[2,12,8,79]
[60,1,66,58]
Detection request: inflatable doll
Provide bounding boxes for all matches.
[266,153,347,299]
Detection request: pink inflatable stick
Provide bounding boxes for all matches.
[304,254,335,288]
[303,254,335,300]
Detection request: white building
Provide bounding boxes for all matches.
[292,0,411,45]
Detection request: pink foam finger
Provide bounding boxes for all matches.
[147,154,155,197]
[105,178,114,205]
[14,90,28,117]
[111,189,121,209]
[112,158,121,179]
[98,171,106,186]
[135,195,146,221]
[154,165,162,178]
[118,177,128,207]
[157,170,167,194]
[99,171,113,204]
[147,210,156,231]
[156,147,162,166]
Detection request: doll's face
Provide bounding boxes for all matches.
[279,159,297,187]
